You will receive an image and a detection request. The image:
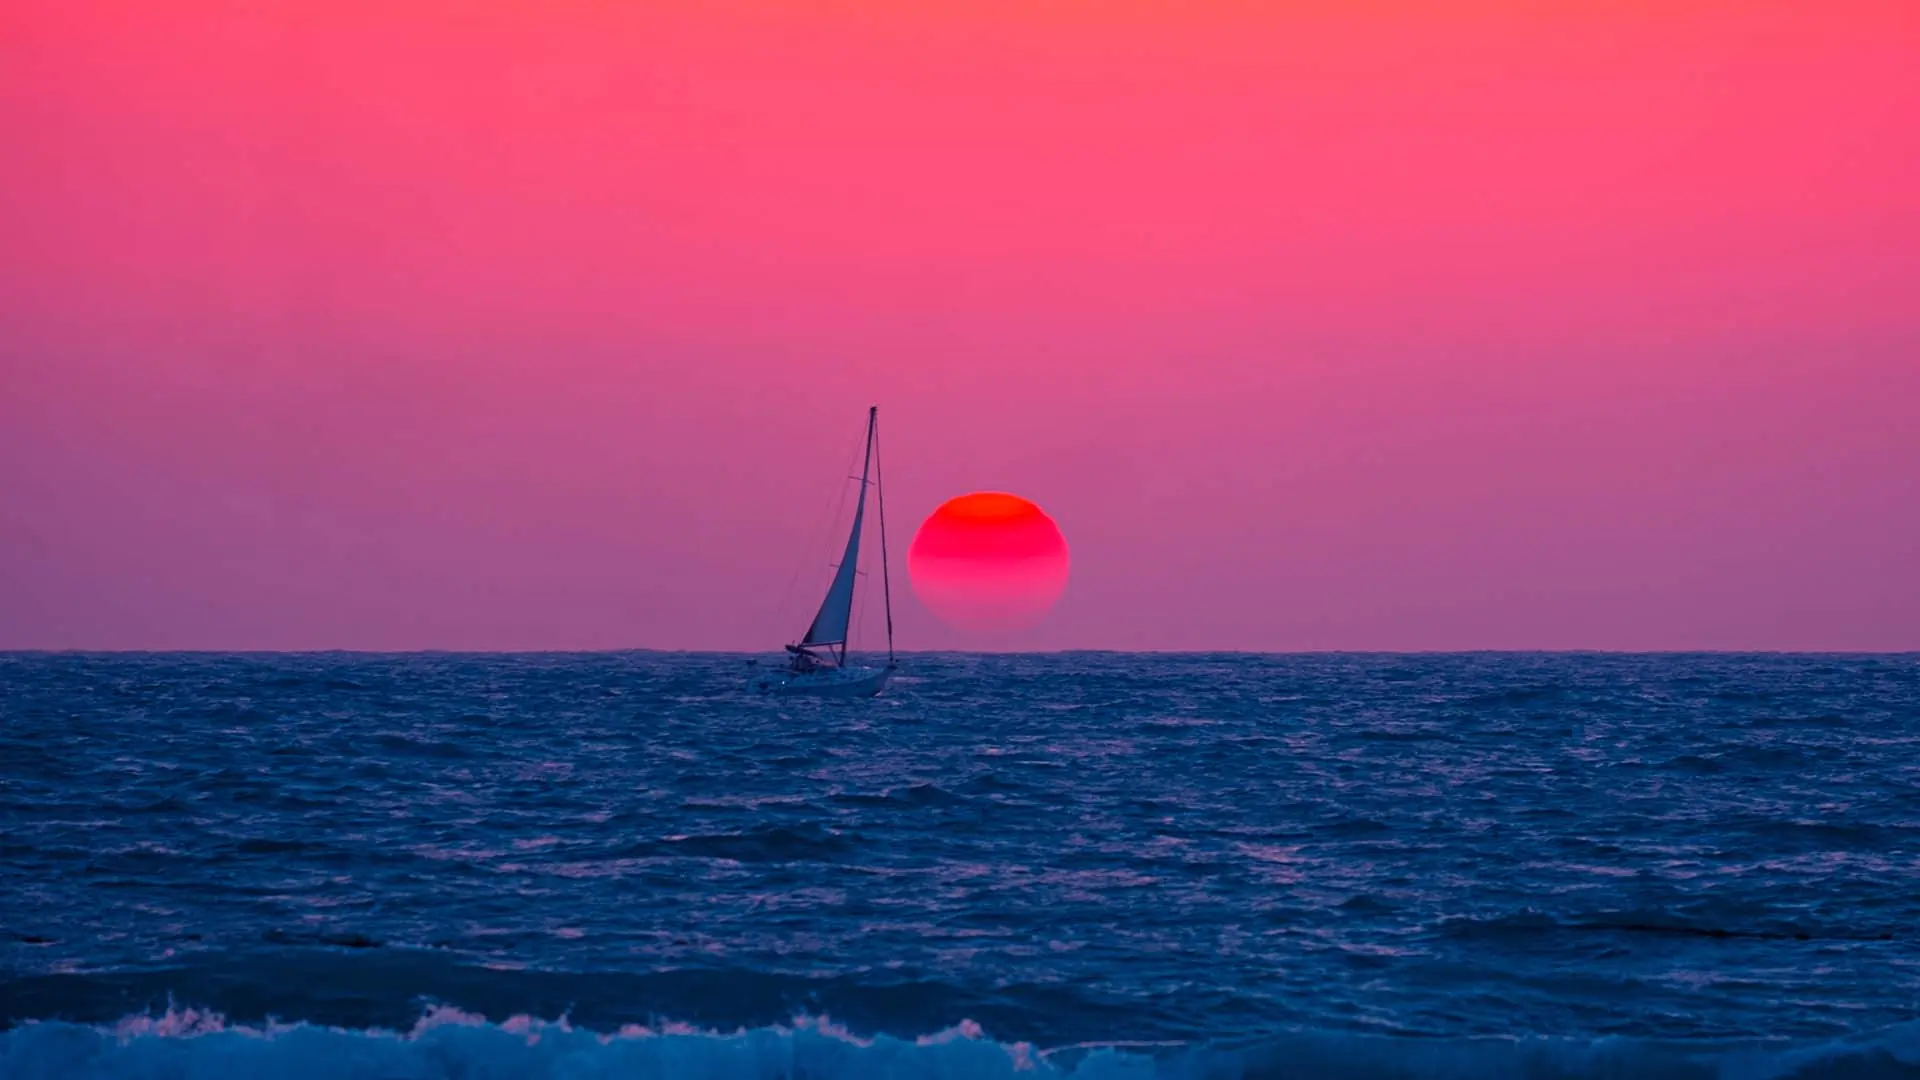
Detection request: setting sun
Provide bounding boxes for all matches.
[907,492,1070,632]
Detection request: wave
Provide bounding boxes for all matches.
[1435,907,1903,945]
[4,1008,1920,1080]
[622,824,861,862]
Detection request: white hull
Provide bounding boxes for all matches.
[756,663,894,698]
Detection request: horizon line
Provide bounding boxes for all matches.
[3,648,1915,658]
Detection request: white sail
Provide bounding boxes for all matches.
[802,477,867,648]
[800,410,875,651]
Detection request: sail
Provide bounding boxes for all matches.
[801,408,876,650]
[801,482,867,647]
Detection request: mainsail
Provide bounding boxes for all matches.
[799,408,875,658]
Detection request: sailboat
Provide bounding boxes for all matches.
[755,406,897,697]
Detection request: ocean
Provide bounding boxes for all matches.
[2,651,1918,1079]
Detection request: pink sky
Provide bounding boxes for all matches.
[2,1,1916,651]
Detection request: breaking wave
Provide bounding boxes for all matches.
[4,1008,1920,1080]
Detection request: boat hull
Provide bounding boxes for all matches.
[755,663,894,698]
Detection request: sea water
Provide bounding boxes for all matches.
[2,651,1918,1078]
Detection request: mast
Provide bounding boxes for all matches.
[851,405,876,668]
[874,405,895,665]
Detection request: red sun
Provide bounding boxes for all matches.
[908,492,1071,632]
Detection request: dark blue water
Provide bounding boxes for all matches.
[4,652,1919,1078]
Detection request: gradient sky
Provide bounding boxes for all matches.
[2,1,1916,651]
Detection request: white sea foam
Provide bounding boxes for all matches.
[4,1009,1920,1080]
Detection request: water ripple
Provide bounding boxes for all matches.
[1,651,1917,1048]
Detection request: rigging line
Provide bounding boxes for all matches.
[854,562,868,659]
[812,429,862,638]
[773,451,842,629]
[843,413,872,665]
[771,495,832,639]
[772,420,864,641]
[873,406,895,664]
